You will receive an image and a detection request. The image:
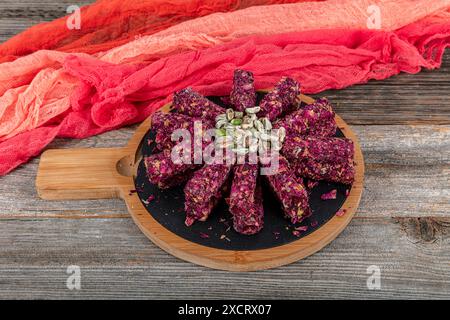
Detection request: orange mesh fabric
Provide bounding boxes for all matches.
[0,0,307,63]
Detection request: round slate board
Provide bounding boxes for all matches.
[134,94,351,251]
[36,92,364,271]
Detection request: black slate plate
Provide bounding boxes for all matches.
[134,94,351,251]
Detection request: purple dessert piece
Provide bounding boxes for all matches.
[151,112,214,151]
[292,159,355,185]
[273,98,337,137]
[230,69,257,112]
[144,149,198,189]
[172,87,225,121]
[151,112,192,132]
[152,112,193,150]
[282,136,355,184]
[262,156,310,224]
[282,136,354,164]
[229,164,264,235]
[258,77,300,121]
[184,164,232,226]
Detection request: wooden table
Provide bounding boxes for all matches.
[0,1,449,299]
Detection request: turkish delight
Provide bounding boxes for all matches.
[152,112,193,150]
[152,112,191,132]
[229,164,264,235]
[230,69,257,112]
[273,98,337,137]
[151,112,214,151]
[144,149,198,189]
[282,136,355,184]
[172,87,225,121]
[258,77,299,121]
[184,164,232,226]
[262,156,310,224]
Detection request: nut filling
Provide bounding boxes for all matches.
[214,106,286,160]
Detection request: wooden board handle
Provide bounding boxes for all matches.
[36,147,134,200]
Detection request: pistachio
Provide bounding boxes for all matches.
[258,141,269,153]
[215,119,227,129]
[234,111,244,118]
[232,147,249,155]
[242,115,252,124]
[225,124,236,131]
[215,128,226,137]
[261,117,272,130]
[250,128,259,137]
[215,106,285,158]
[215,114,227,123]
[226,108,235,121]
[271,140,281,151]
[278,126,286,143]
[231,118,242,126]
[245,106,261,114]
[223,140,235,149]
[260,132,272,141]
[233,129,246,145]
[216,134,232,143]
[254,120,264,132]
[235,128,246,136]
[249,143,258,153]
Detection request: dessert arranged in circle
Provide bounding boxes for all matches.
[144,69,355,236]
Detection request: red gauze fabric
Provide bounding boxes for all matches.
[2,0,448,143]
[0,0,307,63]
[0,2,449,175]
[1,18,449,175]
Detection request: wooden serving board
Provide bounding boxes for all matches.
[36,94,364,271]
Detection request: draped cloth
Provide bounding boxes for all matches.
[0,0,449,175]
[0,0,305,63]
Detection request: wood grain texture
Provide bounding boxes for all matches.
[0,1,93,42]
[0,217,448,299]
[0,0,449,298]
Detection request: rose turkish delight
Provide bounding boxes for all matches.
[282,136,355,184]
[292,159,355,185]
[262,156,310,224]
[282,135,354,165]
[258,77,299,121]
[151,112,214,151]
[273,98,337,137]
[144,149,198,189]
[172,87,225,121]
[229,164,264,235]
[230,69,257,112]
[151,112,193,132]
[184,164,232,226]
[152,112,193,150]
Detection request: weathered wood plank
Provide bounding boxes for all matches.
[316,53,450,125]
[0,1,93,42]
[0,125,447,219]
[0,217,448,299]
[0,128,135,219]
